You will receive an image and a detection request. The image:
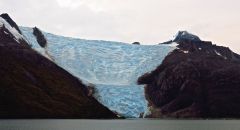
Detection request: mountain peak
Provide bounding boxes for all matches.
[159,31,202,45]
[172,31,201,43]
[0,13,22,34]
[0,14,29,46]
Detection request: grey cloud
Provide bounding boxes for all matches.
[0,0,240,52]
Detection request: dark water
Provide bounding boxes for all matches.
[1,119,240,130]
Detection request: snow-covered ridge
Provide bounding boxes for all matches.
[159,31,201,46]
[20,27,176,118]
[173,31,201,42]
[0,17,25,43]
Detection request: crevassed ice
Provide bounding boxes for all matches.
[20,27,176,117]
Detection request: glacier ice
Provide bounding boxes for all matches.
[20,27,176,118]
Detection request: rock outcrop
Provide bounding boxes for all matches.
[33,27,47,48]
[173,31,201,43]
[138,31,240,118]
[132,42,140,45]
[0,13,22,34]
[0,14,117,119]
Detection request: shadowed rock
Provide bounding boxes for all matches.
[138,33,240,118]
[0,14,117,119]
[33,27,47,48]
[132,42,140,45]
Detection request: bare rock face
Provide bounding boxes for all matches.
[138,32,240,118]
[132,42,140,45]
[0,14,117,119]
[33,27,47,48]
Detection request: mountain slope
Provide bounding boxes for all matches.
[138,31,240,118]
[0,14,117,119]
[2,13,240,119]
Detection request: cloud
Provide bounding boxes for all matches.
[0,0,240,52]
[56,0,84,9]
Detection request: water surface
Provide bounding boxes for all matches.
[1,119,240,130]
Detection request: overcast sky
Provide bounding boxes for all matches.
[1,0,240,52]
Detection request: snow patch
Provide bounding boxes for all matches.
[214,50,228,59]
[162,42,178,47]
[143,107,152,118]
[4,31,9,34]
[214,50,222,56]
[0,17,24,43]
[173,31,201,42]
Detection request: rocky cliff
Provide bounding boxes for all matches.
[138,31,240,118]
[0,14,117,119]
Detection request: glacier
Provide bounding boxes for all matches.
[20,27,176,118]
